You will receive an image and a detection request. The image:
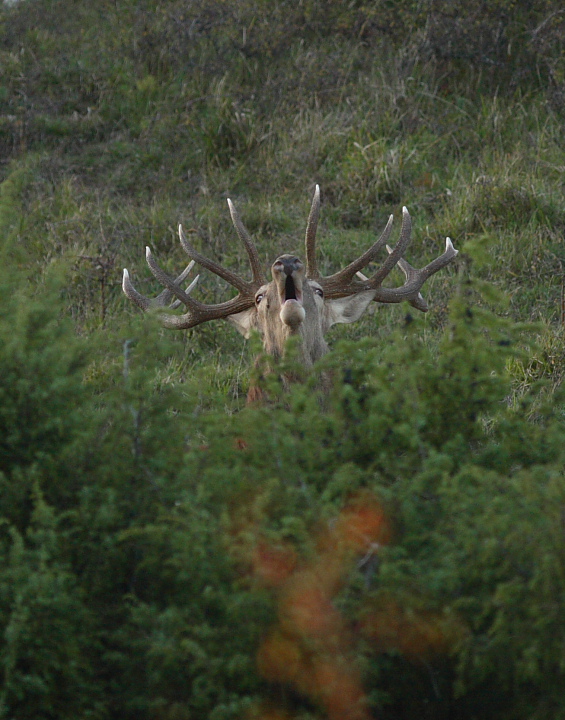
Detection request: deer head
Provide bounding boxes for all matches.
[123,186,457,366]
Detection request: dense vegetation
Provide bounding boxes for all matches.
[1,1,565,718]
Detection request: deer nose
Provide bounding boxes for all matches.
[274,256,303,276]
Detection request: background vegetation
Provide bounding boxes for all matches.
[1,1,565,718]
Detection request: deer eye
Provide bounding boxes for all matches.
[255,293,264,304]
[313,287,324,298]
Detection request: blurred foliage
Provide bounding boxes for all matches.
[1,250,565,719]
[1,1,565,719]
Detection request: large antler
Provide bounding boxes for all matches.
[304,185,458,311]
[122,205,265,329]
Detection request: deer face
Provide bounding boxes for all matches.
[227,253,378,365]
[229,253,325,362]
[268,254,309,332]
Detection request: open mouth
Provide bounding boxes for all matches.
[272,259,306,329]
[272,256,305,311]
[284,275,300,303]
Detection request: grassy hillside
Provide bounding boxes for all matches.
[1,0,564,382]
[1,2,565,719]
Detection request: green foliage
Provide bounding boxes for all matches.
[0,491,104,720]
[0,265,263,719]
[1,232,565,719]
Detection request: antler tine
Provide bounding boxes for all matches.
[145,247,198,306]
[123,268,152,311]
[365,206,414,289]
[122,259,198,311]
[227,198,265,285]
[415,237,458,279]
[178,225,258,295]
[169,273,199,309]
[156,293,257,330]
[305,184,321,280]
[372,237,459,309]
[321,213,394,293]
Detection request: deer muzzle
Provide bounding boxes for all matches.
[272,255,306,329]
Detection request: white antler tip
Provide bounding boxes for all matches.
[123,268,129,280]
[145,246,151,258]
[314,184,320,196]
[386,244,393,254]
[227,197,238,214]
[446,237,458,254]
[186,274,200,295]
[402,206,409,214]
[227,198,237,218]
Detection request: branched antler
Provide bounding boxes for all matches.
[304,188,458,311]
[122,257,198,311]
[122,207,264,329]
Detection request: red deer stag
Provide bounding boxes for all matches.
[123,186,457,367]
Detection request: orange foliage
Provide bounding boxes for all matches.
[250,493,386,720]
[279,575,343,639]
[240,492,462,720]
[247,703,293,720]
[361,596,464,660]
[334,493,391,551]
[252,541,297,587]
[257,630,304,684]
[312,658,369,720]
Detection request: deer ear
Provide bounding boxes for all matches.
[227,308,258,339]
[325,289,376,327]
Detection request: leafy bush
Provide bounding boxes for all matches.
[1,245,564,718]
